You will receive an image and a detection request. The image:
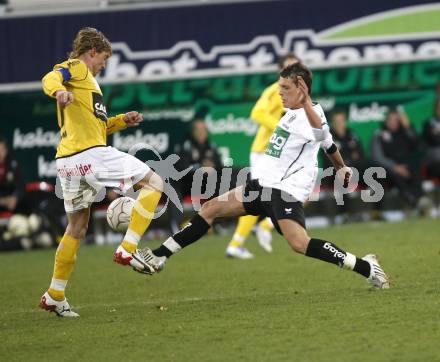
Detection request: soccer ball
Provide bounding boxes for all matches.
[106,196,135,232]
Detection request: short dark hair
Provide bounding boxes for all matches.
[279,62,313,95]
[277,53,299,70]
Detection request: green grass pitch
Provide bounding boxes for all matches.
[0,218,439,362]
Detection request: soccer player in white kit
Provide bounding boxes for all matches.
[136,62,390,289]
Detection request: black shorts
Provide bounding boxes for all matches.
[242,179,306,235]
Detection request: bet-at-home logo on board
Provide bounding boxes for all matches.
[100,4,440,83]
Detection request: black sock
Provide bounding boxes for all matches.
[305,238,347,267]
[154,245,174,258]
[154,214,211,258]
[353,258,371,278]
[305,238,370,278]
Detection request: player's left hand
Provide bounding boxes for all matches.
[336,166,353,188]
[124,111,143,127]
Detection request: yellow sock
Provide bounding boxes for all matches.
[48,234,80,301]
[122,187,162,253]
[228,215,259,247]
[259,218,274,232]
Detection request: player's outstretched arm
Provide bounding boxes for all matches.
[326,147,345,170]
[123,111,143,127]
[326,148,353,186]
[106,111,144,135]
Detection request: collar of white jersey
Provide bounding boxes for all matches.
[285,101,319,112]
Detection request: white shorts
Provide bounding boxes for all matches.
[250,152,265,180]
[56,146,150,213]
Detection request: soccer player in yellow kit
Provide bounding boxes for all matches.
[226,54,299,259]
[39,28,163,317]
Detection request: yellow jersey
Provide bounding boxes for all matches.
[42,59,127,158]
[250,81,285,153]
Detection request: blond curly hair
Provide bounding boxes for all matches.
[69,27,112,58]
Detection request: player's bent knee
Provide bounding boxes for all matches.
[147,172,164,192]
[136,171,164,193]
[200,199,221,219]
[66,218,89,240]
[288,241,304,253]
[67,225,88,240]
[285,234,309,254]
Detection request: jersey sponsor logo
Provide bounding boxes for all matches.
[266,127,290,158]
[92,92,108,122]
[67,60,81,68]
[57,163,93,178]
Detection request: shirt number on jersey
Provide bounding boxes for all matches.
[266,127,290,158]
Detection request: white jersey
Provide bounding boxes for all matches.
[255,103,333,202]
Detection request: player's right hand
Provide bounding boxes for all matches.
[55,90,74,108]
[297,76,311,106]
